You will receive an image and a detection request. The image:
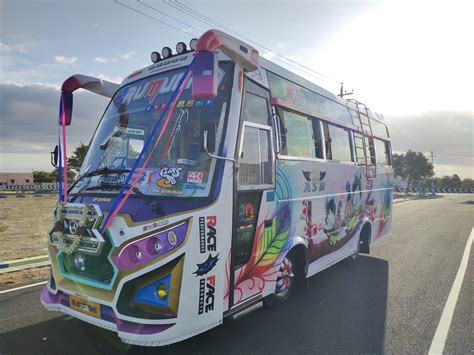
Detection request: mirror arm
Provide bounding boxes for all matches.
[203,131,236,164]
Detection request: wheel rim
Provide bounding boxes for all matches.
[275,256,294,299]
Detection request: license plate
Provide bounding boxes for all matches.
[69,295,101,318]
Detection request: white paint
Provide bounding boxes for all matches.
[0,280,47,294]
[428,228,473,354]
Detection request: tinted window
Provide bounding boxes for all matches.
[324,123,353,163]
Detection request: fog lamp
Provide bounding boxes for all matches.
[176,42,187,54]
[189,38,198,51]
[162,46,172,59]
[151,51,161,63]
[157,283,168,300]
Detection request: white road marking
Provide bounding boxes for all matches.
[0,280,47,294]
[428,228,473,355]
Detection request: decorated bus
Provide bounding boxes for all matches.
[41,29,393,346]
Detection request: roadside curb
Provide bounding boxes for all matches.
[0,255,50,273]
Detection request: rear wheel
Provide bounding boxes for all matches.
[264,253,296,307]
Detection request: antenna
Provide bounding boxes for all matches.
[338,82,353,98]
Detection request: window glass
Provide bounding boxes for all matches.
[282,110,314,158]
[239,125,274,187]
[371,119,389,138]
[311,118,323,159]
[325,123,353,163]
[375,138,391,165]
[260,130,272,185]
[239,126,260,185]
[366,137,376,164]
[242,92,269,125]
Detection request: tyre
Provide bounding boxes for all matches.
[264,252,297,307]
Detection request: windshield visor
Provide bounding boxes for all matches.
[74,62,233,198]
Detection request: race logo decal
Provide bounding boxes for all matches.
[194,254,219,276]
[196,216,218,314]
[187,171,203,184]
[157,167,183,188]
[303,170,326,193]
[198,275,215,314]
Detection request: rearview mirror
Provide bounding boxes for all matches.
[51,145,59,167]
[59,92,73,126]
[191,51,218,100]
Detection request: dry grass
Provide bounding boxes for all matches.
[0,194,57,261]
[0,266,50,286]
[0,194,58,286]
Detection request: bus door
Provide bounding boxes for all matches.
[229,79,276,308]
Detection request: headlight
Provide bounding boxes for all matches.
[73,252,86,271]
[112,221,188,271]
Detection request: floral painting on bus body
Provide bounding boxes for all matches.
[225,169,294,304]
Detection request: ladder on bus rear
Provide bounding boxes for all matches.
[347,99,376,181]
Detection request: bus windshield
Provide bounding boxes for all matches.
[73,61,234,198]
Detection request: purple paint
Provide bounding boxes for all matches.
[41,287,174,335]
[112,222,188,270]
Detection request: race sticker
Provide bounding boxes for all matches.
[187,171,203,184]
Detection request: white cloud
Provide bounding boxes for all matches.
[94,56,117,63]
[0,42,12,52]
[119,51,136,60]
[54,56,78,65]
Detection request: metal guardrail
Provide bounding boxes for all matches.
[394,187,474,193]
[0,183,59,191]
[0,255,50,273]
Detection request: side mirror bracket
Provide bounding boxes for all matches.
[203,131,236,165]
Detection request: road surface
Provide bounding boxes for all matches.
[1,194,473,354]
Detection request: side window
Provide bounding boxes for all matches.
[324,122,353,163]
[239,124,273,187]
[311,118,324,159]
[375,138,391,166]
[281,110,314,158]
[242,92,269,126]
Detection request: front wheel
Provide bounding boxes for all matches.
[264,253,296,307]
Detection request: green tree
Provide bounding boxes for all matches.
[33,170,55,183]
[392,150,434,193]
[461,178,474,188]
[68,143,89,170]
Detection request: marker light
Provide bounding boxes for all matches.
[168,231,178,246]
[157,283,168,300]
[151,51,161,63]
[189,38,198,51]
[162,46,172,59]
[176,42,187,54]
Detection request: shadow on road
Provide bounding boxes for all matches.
[1,255,388,354]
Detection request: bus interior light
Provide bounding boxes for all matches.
[189,38,198,51]
[176,42,187,54]
[162,46,172,59]
[151,51,161,63]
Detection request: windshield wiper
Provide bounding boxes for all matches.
[68,167,132,193]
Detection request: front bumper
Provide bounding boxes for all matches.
[40,287,176,346]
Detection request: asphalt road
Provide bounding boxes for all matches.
[1,194,473,354]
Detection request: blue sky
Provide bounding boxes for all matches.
[0,0,472,178]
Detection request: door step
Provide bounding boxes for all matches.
[231,301,263,321]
